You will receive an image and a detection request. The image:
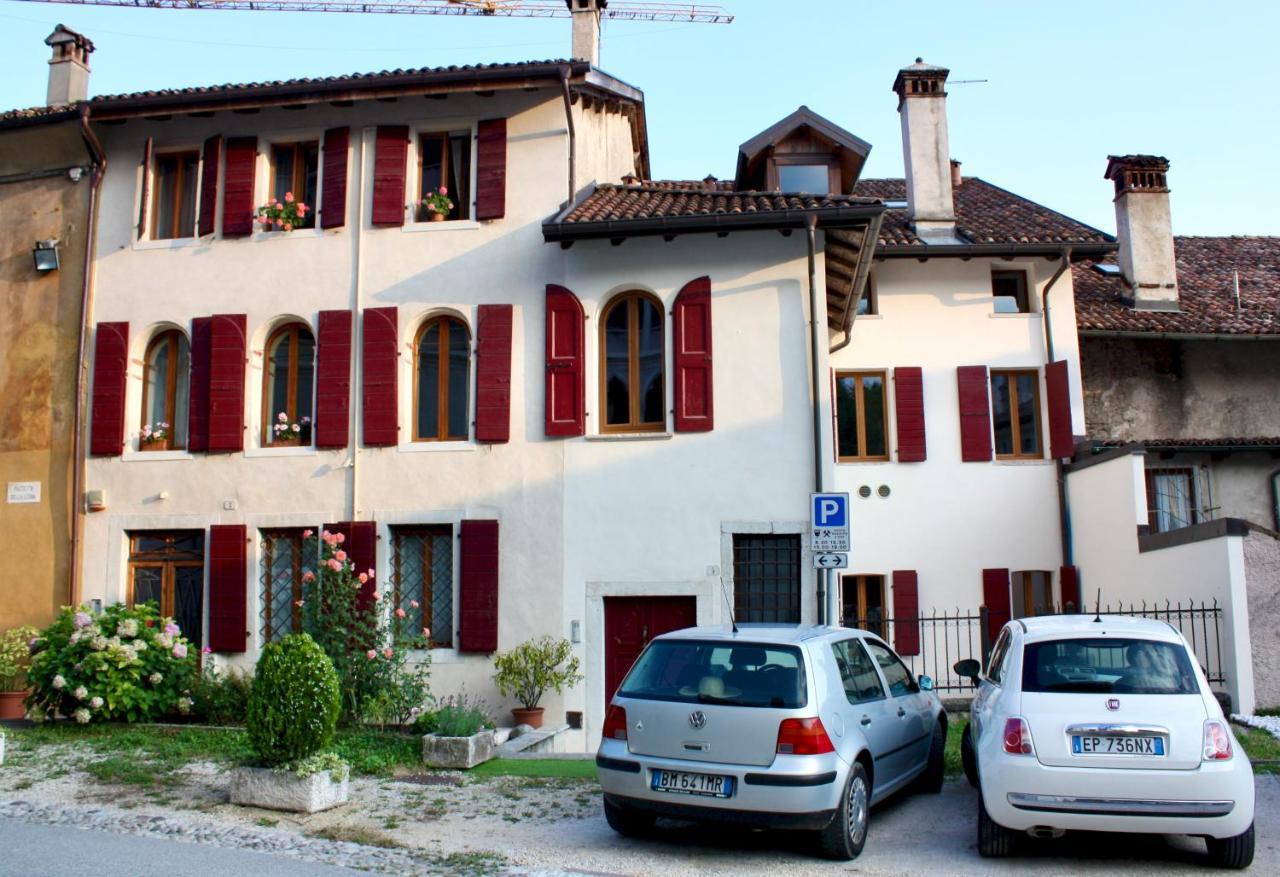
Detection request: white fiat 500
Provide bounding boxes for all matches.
[956,615,1255,868]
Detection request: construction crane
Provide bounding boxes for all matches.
[10,0,733,23]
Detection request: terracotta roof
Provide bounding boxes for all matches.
[558,180,878,224]
[0,104,79,127]
[851,177,1115,248]
[1096,437,1280,450]
[1074,236,1280,335]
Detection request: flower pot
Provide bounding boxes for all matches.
[229,763,350,813]
[0,690,27,721]
[511,707,544,729]
[421,729,495,769]
[428,212,446,222]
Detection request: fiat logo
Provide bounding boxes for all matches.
[1106,698,1121,711]
[689,710,707,730]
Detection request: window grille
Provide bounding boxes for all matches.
[391,526,453,647]
[260,529,308,643]
[732,533,801,623]
[1145,464,1215,533]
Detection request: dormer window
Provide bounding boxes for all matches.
[735,107,871,195]
[777,162,834,194]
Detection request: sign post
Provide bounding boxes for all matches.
[811,493,850,624]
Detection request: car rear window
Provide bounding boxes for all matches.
[618,640,807,708]
[1022,638,1199,694]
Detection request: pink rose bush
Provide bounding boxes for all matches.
[417,185,454,220]
[255,193,311,232]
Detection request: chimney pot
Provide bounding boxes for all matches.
[1104,154,1178,312]
[44,24,93,106]
[568,0,606,67]
[950,159,962,188]
[893,58,956,240]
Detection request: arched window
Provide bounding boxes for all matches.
[414,316,470,442]
[140,330,190,450]
[600,292,665,432]
[262,323,315,445]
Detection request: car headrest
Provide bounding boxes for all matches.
[729,646,767,667]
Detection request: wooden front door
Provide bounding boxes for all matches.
[604,596,697,713]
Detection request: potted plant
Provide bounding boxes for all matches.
[255,192,310,232]
[0,625,39,720]
[139,422,169,450]
[418,186,453,222]
[270,412,311,445]
[416,692,496,769]
[492,636,582,730]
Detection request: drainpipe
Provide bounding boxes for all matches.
[805,215,834,624]
[69,105,106,608]
[560,68,577,204]
[1040,246,1074,581]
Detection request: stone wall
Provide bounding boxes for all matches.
[1245,529,1280,710]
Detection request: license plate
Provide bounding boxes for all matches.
[650,769,734,798]
[1071,735,1165,756]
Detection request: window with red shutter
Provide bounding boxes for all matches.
[208,314,247,452]
[208,524,248,653]
[956,365,993,462]
[459,519,499,652]
[891,570,920,656]
[197,135,221,237]
[545,285,585,437]
[137,137,152,238]
[315,310,352,449]
[188,317,212,452]
[475,304,513,443]
[982,568,1011,642]
[673,276,714,432]
[893,367,926,462]
[474,118,507,221]
[362,306,399,446]
[89,322,129,456]
[1045,360,1074,460]
[324,521,377,609]
[320,127,349,230]
[1060,565,1081,614]
[221,137,257,237]
[372,126,408,227]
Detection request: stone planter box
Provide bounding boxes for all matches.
[422,729,495,769]
[229,764,349,813]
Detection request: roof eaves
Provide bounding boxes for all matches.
[876,241,1118,259]
[543,202,886,243]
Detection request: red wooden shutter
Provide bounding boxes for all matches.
[893,366,926,462]
[221,137,257,237]
[475,304,513,443]
[673,275,714,432]
[324,521,377,609]
[315,310,353,449]
[957,365,993,462]
[474,118,507,221]
[459,519,500,652]
[982,568,1011,642]
[545,285,585,436]
[1045,360,1074,461]
[320,126,349,230]
[1060,565,1081,614]
[891,570,920,657]
[362,306,399,446]
[89,322,129,456]
[138,137,152,237]
[197,135,221,237]
[208,314,247,452]
[371,126,408,227]
[187,317,212,452]
[207,524,248,653]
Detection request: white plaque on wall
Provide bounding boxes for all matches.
[7,482,41,504]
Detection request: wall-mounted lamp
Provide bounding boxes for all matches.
[33,239,60,272]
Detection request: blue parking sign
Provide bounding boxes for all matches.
[811,493,850,552]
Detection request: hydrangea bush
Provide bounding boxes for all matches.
[27,603,199,723]
[246,633,339,767]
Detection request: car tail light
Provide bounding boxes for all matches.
[1003,717,1034,755]
[1203,719,1233,761]
[776,717,835,755]
[602,705,627,741]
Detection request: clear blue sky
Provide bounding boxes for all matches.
[2,0,1276,236]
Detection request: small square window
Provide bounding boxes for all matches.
[778,163,831,193]
[418,131,471,221]
[855,279,877,316]
[991,270,1030,314]
[270,142,319,229]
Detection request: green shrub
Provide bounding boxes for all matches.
[246,633,340,767]
[191,665,253,725]
[413,692,492,737]
[0,625,40,692]
[492,636,583,710]
[26,603,198,723]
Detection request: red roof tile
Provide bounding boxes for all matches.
[559,180,877,223]
[1074,236,1280,335]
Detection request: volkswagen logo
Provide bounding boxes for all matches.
[689,710,707,730]
[1106,698,1121,711]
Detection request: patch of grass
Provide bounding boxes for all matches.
[255,817,279,828]
[944,714,967,778]
[307,825,404,849]
[333,729,420,777]
[468,758,597,781]
[1254,706,1280,717]
[435,851,507,877]
[1235,724,1280,773]
[10,779,34,791]
[83,755,178,788]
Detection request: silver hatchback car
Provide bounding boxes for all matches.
[596,624,947,859]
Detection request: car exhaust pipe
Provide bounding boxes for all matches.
[1027,826,1065,839]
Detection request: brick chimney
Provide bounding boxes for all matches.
[45,24,93,106]
[567,0,604,67]
[1104,155,1178,312]
[892,58,955,241]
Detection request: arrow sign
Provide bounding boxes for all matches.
[812,553,848,570]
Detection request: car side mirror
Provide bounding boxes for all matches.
[918,675,934,692]
[953,658,981,686]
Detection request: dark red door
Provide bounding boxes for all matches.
[604,596,697,714]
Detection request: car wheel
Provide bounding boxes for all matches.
[819,761,871,860]
[960,722,978,788]
[602,798,656,838]
[1205,822,1255,869]
[977,789,1016,858]
[915,720,945,794]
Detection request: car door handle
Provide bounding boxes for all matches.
[860,715,872,726]
[897,707,906,718]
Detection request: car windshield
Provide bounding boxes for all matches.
[618,639,807,708]
[1022,637,1199,694]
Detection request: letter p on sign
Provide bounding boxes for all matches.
[811,492,850,552]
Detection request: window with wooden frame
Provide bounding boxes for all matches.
[1012,570,1053,618]
[128,530,204,649]
[269,141,319,228]
[1144,465,1206,533]
[391,525,453,647]
[991,270,1031,314]
[414,316,470,442]
[417,131,471,221]
[260,529,312,643]
[732,533,801,623]
[835,370,889,461]
[600,292,665,433]
[262,323,315,446]
[841,574,886,639]
[770,155,839,194]
[151,151,199,240]
[141,329,190,450]
[990,369,1042,459]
